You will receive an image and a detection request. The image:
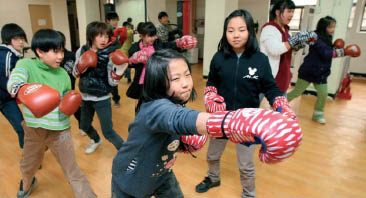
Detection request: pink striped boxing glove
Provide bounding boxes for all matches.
[272,96,297,120]
[178,135,208,154]
[176,35,198,49]
[204,86,226,113]
[206,108,302,163]
[129,49,149,65]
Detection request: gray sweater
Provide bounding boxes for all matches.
[112,98,199,197]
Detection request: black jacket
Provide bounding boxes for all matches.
[126,39,178,99]
[207,50,282,110]
[78,44,116,96]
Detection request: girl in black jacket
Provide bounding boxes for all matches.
[196,9,294,198]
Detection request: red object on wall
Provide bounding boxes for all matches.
[183,0,191,35]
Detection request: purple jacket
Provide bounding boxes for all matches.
[298,37,333,84]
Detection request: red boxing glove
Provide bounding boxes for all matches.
[206,108,302,163]
[204,86,226,113]
[109,50,129,81]
[179,135,208,153]
[129,49,149,65]
[272,96,297,120]
[344,44,361,57]
[113,27,128,46]
[176,35,198,49]
[74,50,98,77]
[59,91,82,116]
[333,38,345,49]
[17,84,61,118]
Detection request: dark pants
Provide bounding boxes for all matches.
[80,98,124,150]
[0,99,24,148]
[111,86,120,104]
[111,172,183,198]
[125,68,131,80]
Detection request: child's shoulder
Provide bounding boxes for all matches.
[16,58,35,67]
[0,44,22,57]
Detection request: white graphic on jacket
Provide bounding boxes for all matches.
[243,67,258,79]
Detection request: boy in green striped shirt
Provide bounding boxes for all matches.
[7,29,96,198]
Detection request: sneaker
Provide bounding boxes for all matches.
[195,176,220,193]
[80,129,87,136]
[85,139,102,154]
[17,177,37,198]
[114,102,120,108]
[312,110,326,124]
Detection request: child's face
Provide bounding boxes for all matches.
[277,8,294,25]
[159,16,169,25]
[142,34,157,46]
[92,33,109,50]
[327,22,336,36]
[167,59,193,103]
[226,16,248,53]
[37,48,64,69]
[108,19,119,28]
[11,36,26,52]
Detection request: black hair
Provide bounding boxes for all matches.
[1,23,28,45]
[138,22,157,36]
[270,0,296,21]
[127,17,132,22]
[315,16,336,46]
[136,22,144,34]
[57,31,66,42]
[158,11,168,20]
[218,9,259,58]
[31,29,64,57]
[137,49,197,112]
[86,21,113,47]
[122,21,129,27]
[106,12,119,21]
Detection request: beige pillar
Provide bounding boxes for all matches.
[76,0,101,46]
[202,0,238,76]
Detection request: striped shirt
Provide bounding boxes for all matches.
[7,58,71,130]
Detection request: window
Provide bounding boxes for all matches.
[361,4,366,31]
[348,0,358,28]
[289,7,303,30]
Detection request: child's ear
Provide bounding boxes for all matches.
[36,48,44,58]
[275,10,280,17]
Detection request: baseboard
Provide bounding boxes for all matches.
[350,72,366,78]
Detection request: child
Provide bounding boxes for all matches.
[156,11,172,42]
[58,31,83,135]
[260,0,317,94]
[111,49,301,198]
[73,21,127,154]
[126,22,197,109]
[106,12,122,107]
[7,29,96,198]
[120,21,133,83]
[195,9,296,198]
[287,16,360,124]
[0,23,27,149]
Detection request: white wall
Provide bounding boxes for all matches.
[346,0,366,74]
[76,0,101,46]
[0,0,71,57]
[238,0,270,36]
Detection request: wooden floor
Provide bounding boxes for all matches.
[1,62,366,198]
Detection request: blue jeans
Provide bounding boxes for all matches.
[80,98,124,150]
[0,99,24,148]
[111,172,183,198]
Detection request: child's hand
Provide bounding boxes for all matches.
[288,31,317,49]
[272,96,297,120]
[204,86,226,113]
[74,50,97,77]
[129,49,149,65]
[176,35,198,49]
[206,108,302,164]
